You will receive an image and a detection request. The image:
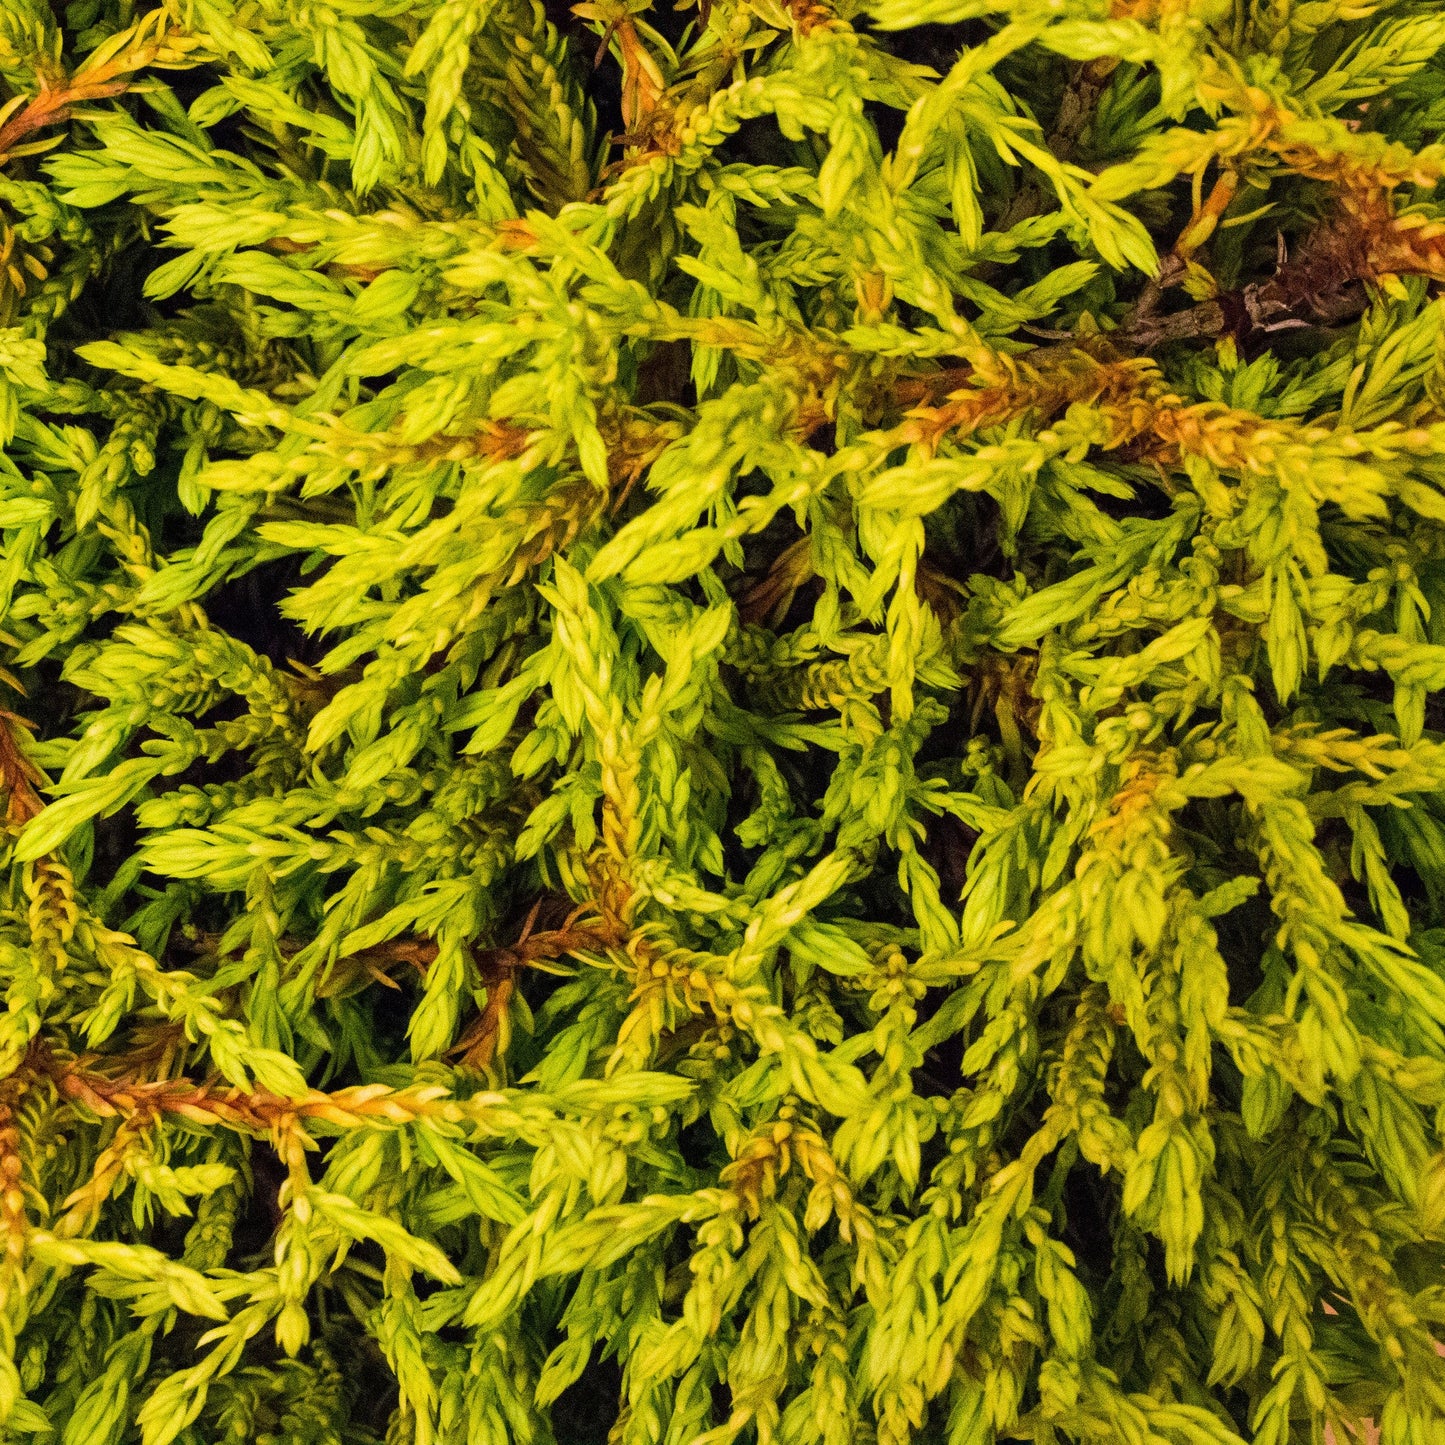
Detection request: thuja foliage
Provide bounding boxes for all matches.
[6,0,1445,1442]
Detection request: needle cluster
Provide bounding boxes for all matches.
[3,1,1445,1443]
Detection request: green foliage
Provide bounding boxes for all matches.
[4,0,1445,1442]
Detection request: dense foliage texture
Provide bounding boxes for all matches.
[5,0,1445,1442]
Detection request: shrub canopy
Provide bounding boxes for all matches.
[3,0,1445,1442]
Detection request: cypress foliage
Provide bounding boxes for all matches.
[4,0,1445,1441]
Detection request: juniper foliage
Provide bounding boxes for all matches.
[3,0,1445,1441]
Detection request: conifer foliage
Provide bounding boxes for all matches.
[5,0,1445,1440]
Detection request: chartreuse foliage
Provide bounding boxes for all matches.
[6,0,1445,1442]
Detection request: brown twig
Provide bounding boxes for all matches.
[1116,189,1441,352]
[0,711,45,825]
[0,16,199,168]
[176,898,627,1069]
[30,910,630,1115]
[451,904,628,1068]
